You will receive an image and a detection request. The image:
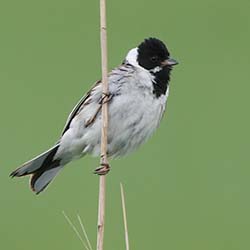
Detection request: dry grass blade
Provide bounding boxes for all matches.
[120,183,130,250]
[62,211,90,250]
[77,214,94,250]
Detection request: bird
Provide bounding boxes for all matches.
[10,37,178,194]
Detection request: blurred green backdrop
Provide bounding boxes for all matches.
[1,0,250,249]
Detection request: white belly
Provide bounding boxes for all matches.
[57,91,166,163]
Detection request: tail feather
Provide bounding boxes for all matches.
[10,144,60,177]
[30,164,61,194]
[10,144,62,194]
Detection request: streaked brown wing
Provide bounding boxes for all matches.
[61,80,101,135]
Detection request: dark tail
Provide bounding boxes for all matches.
[10,144,62,194]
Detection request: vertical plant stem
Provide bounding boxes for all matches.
[97,0,108,250]
[97,176,106,250]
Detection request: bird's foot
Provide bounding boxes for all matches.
[99,92,113,105]
[94,163,110,175]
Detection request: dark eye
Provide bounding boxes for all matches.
[150,56,159,63]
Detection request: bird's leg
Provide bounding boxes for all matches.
[94,163,111,175]
[94,95,112,176]
[85,93,113,127]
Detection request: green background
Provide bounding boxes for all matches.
[0,0,250,249]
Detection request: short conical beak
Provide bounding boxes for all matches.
[161,58,179,67]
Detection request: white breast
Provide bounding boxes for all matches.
[88,67,167,157]
[57,65,168,163]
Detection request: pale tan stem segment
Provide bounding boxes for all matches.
[97,176,106,250]
[97,0,109,250]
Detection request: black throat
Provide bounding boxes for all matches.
[151,66,171,98]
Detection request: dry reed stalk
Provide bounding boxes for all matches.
[96,0,109,250]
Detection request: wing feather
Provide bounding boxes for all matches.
[61,80,101,135]
[60,64,128,135]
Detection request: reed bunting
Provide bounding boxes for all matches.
[10,38,178,194]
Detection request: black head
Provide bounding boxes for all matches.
[137,38,178,71]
